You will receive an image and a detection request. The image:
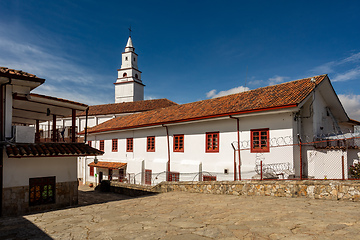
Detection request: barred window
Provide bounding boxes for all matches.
[29,176,55,206]
[167,172,179,181]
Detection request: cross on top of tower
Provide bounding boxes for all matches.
[128,26,132,37]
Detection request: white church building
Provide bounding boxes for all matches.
[79,37,360,185]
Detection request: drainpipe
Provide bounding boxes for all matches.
[84,107,89,143]
[162,124,171,180]
[0,78,11,217]
[229,116,241,180]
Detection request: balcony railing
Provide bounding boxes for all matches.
[37,125,80,143]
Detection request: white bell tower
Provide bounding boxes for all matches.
[115,36,145,103]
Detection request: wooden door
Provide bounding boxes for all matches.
[108,169,113,180]
[99,172,103,183]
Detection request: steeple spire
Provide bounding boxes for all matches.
[125,36,134,52]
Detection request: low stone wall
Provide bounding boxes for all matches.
[153,180,360,201]
[2,181,78,216]
[109,181,158,197]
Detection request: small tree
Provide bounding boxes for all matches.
[349,163,360,179]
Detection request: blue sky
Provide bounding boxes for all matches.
[1,1,360,119]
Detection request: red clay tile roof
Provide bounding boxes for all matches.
[6,143,104,158]
[85,75,328,134]
[88,161,127,169]
[0,66,45,83]
[77,98,177,117]
[30,93,88,108]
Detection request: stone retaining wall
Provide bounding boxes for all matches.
[153,180,360,201]
[2,181,78,216]
[109,181,157,197]
[108,180,360,201]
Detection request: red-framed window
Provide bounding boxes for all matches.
[147,136,155,152]
[87,141,92,147]
[145,169,152,185]
[112,139,118,152]
[127,138,133,152]
[99,140,104,151]
[251,128,270,153]
[203,175,217,181]
[173,134,184,152]
[167,172,180,182]
[206,132,219,153]
[89,166,94,176]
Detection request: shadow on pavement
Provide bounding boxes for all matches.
[77,187,134,206]
[0,184,157,239]
[0,216,52,240]
[78,184,158,206]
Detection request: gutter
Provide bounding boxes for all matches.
[162,124,171,180]
[229,116,241,180]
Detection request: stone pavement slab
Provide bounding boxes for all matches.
[0,186,360,239]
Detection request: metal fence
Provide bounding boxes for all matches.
[120,131,360,186]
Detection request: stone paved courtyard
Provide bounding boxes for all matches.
[1,185,360,239]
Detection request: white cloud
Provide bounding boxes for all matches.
[248,79,264,86]
[268,75,289,86]
[311,52,360,82]
[338,94,360,121]
[339,52,360,64]
[32,84,112,106]
[0,22,114,105]
[333,67,360,82]
[206,89,217,98]
[144,95,158,100]
[206,86,250,99]
[311,61,336,74]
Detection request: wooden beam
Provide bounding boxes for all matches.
[35,119,40,143]
[52,114,56,142]
[72,109,76,142]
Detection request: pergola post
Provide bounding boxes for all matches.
[52,114,56,142]
[35,119,40,143]
[72,109,76,142]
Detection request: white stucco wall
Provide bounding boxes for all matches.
[4,153,77,188]
[84,111,296,183]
